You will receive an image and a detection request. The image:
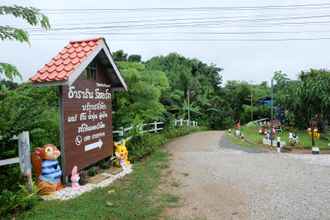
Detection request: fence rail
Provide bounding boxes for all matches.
[113,119,198,140]
[174,119,198,127]
[112,121,165,139]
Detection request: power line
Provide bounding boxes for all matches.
[41,3,330,13]
[27,19,330,32]
[29,30,330,36]
[34,14,330,28]
[29,36,330,41]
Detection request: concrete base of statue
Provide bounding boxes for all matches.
[41,164,133,201]
[312,147,320,155]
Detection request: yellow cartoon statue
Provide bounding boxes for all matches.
[114,139,130,170]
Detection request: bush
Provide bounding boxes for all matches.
[87,166,99,177]
[0,183,39,217]
[127,133,168,162]
[127,126,204,162]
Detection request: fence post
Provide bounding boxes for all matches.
[120,126,124,137]
[153,121,158,133]
[186,119,190,126]
[18,131,33,192]
[180,119,183,126]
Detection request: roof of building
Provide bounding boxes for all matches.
[30,37,127,90]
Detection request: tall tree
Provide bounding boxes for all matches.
[0,5,50,80]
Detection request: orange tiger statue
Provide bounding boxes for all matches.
[31,144,63,195]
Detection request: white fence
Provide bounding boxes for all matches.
[112,121,165,138]
[0,131,33,190]
[174,119,198,127]
[113,119,198,139]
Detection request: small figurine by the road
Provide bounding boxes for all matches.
[31,144,63,195]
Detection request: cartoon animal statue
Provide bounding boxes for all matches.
[114,139,130,170]
[71,166,80,190]
[31,144,63,195]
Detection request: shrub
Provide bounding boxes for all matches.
[127,126,204,162]
[0,183,39,217]
[87,166,98,177]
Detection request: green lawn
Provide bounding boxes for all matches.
[18,148,176,220]
[225,132,261,149]
[238,124,330,150]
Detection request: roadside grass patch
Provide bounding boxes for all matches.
[229,125,330,150]
[16,127,202,220]
[18,149,169,220]
[170,180,181,188]
[225,132,261,149]
[161,193,180,208]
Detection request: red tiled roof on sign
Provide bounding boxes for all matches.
[30,37,103,83]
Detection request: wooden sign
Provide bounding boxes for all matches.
[60,66,113,177]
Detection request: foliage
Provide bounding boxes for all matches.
[127,127,204,162]
[19,148,169,220]
[128,54,141,62]
[0,5,50,80]
[0,63,21,80]
[146,53,225,128]
[273,69,330,129]
[0,79,18,89]
[112,61,169,127]
[0,181,39,218]
[112,49,128,62]
[229,125,329,150]
[0,84,59,216]
[222,80,271,124]
[17,127,199,220]
[0,84,59,152]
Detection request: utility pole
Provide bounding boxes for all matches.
[250,88,253,121]
[187,89,190,126]
[271,78,274,122]
[270,78,274,147]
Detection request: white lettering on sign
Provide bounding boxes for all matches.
[81,102,107,111]
[84,139,103,152]
[68,86,111,100]
[77,122,106,133]
[96,83,111,88]
[91,132,105,140]
[98,111,108,120]
[67,114,77,122]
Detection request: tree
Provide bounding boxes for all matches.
[0,84,59,149]
[128,54,142,62]
[273,69,330,129]
[145,53,224,127]
[112,61,169,127]
[0,5,50,80]
[112,50,128,62]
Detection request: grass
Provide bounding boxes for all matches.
[225,131,261,149]
[233,124,330,150]
[17,148,176,220]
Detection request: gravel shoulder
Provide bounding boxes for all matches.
[164,131,330,220]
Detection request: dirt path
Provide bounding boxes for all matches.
[164,131,330,220]
[164,131,248,220]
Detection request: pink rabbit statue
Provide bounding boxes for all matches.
[71,166,80,190]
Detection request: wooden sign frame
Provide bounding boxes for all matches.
[59,62,114,179]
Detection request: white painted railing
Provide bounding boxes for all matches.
[174,119,198,127]
[113,119,198,139]
[112,121,165,138]
[0,131,33,190]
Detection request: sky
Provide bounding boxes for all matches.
[1,0,330,84]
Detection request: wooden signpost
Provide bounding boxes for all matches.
[60,71,114,177]
[30,38,128,181]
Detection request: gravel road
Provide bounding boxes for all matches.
[165,131,330,220]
